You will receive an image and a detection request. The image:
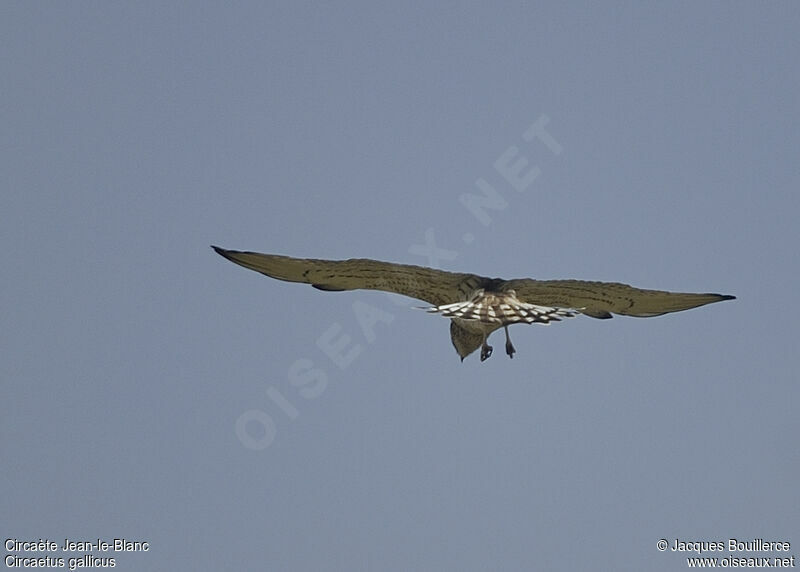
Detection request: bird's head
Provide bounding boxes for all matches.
[449,320,484,362]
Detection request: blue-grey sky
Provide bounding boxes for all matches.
[3,3,798,571]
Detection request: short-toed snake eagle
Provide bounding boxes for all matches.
[212,246,734,362]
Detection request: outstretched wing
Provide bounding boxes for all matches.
[501,279,735,319]
[212,246,473,306]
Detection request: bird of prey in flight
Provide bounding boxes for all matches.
[212,246,734,362]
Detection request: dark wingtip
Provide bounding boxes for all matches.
[717,294,736,301]
[211,245,233,259]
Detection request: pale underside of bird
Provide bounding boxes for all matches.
[212,246,735,362]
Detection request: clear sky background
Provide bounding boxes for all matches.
[3,3,798,571]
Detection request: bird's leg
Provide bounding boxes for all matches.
[480,332,493,361]
[504,325,515,359]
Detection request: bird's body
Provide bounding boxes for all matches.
[212,246,734,361]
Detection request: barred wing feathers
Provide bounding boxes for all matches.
[423,289,577,325]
